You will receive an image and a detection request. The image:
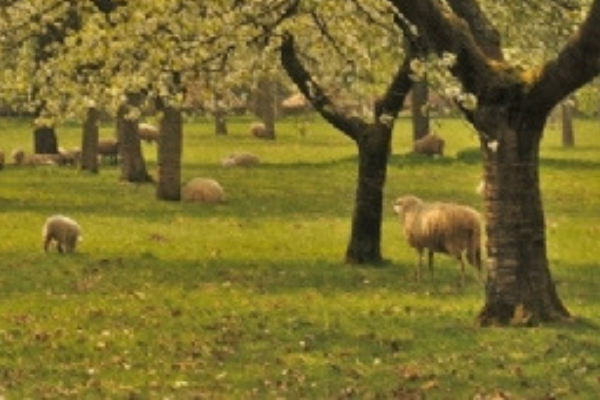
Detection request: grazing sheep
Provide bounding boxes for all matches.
[0,149,4,170]
[58,147,81,166]
[413,133,445,157]
[393,195,482,284]
[250,122,268,139]
[221,152,260,168]
[42,215,82,253]
[182,178,225,204]
[11,148,25,165]
[97,139,119,165]
[138,123,159,144]
[30,153,64,166]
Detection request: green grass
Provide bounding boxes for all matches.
[1,115,600,398]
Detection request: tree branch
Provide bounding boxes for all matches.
[526,0,600,112]
[279,33,364,140]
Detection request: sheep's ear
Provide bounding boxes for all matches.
[393,204,402,214]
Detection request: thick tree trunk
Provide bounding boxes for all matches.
[345,125,391,264]
[561,101,575,148]
[34,126,58,154]
[80,107,100,173]
[213,92,228,136]
[157,106,183,201]
[411,79,430,141]
[254,76,276,140]
[478,113,570,326]
[116,101,152,183]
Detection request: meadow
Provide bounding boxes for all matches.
[1,115,600,398]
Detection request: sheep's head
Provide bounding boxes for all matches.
[393,196,422,215]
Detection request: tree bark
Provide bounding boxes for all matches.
[345,125,391,264]
[477,111,570,325]
[561,100,575,148]
[80,107,100,173]
[157,105,183,201]
[411,78,430,141]
[254,76,276,140]
[116,98,152,183]
[34,126,58,154]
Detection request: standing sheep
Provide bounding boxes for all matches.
[97,139,119,165]
[11,148,25,165]
[393,195,482,284]
[412,133,445,157]
[138,123,159,144]
[42,215,82,253]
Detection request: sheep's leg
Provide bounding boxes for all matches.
[457,254,466,286]
[416,249,424,281]
[427,250,434,282]
[43,237,52,252]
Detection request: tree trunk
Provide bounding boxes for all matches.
[411,78,430,141]
[254,76,276,140]
[80,107,100,173]
[116,100,152,183]
[157,106,183,201]
[561,101,575,148]
[34,126,58,154]
[213,92,228,136]
[478,112,570,326]
[345,124,392,264]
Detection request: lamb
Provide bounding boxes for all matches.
[393,195,482,284]
[97,139,119,165]
[42,215,82,253]
[138,123,159,144]
[221,152,260,168]
[182,178,225,204]
[412,133,445,157]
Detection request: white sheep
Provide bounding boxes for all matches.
[250,122,268,139]
[182,178,225,204]
[412,133,445,157]
[42,215,82,253]
[138,123,159,144]
[393,195,482,284]
[220,152,260,168]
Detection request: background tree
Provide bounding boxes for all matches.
[388,0,600,325]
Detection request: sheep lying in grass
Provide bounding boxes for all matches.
[413,133,445,157]
[138,123,159,144]
[250,122,269,139]
[42,215,82,253]
[393,195,482,285]
[97,139,119,164]
[221,152,260,168]
[182,178,225,204]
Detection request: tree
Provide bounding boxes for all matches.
[280,11,416,263]
[388,0,600,325]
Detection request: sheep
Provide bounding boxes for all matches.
[58,147,81,166]
[138,123,159,144]
[182,178,225,204]
[220,152,260,168]
[97,139,119,165]
[42,215,82,253]
[11,148,25,165]
[0,149,4,170]
[393,195,482,285]
[250,122,269,139]
[412,133,445,157]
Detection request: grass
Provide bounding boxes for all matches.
[1,115,600,398]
